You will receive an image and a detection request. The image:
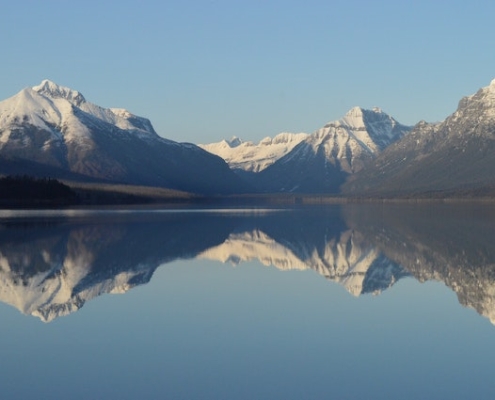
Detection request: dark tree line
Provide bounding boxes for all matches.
[0,175,77,205]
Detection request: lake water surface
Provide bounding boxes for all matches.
[1,204,495,399]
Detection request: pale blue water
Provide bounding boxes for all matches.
[0,204,495,400]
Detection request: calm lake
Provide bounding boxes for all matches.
[1,204,495,399]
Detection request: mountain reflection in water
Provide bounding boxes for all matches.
[1,204,495,323]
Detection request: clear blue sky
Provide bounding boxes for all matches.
[1,0,495,143]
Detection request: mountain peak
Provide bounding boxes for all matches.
[345,105,387,114]
[345,106,364,117]
[32,79,86,105]
[483,78,495,98]
[344,106,385,119]
[477,77,495,97]
[454,78,495,123]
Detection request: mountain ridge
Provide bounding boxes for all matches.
[199,132,309,172]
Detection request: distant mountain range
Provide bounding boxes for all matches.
[199,132,309,172]
[2,78,495,196]
[201,79,495,196]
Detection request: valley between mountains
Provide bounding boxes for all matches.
[2,78,495,199]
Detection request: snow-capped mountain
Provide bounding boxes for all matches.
[253,107,411,193]
[304,106,411,174]
[199,132,308,172]
[0,80,247,194]
[343,79,495,196]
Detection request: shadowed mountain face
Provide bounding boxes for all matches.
[1,205,495,323]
